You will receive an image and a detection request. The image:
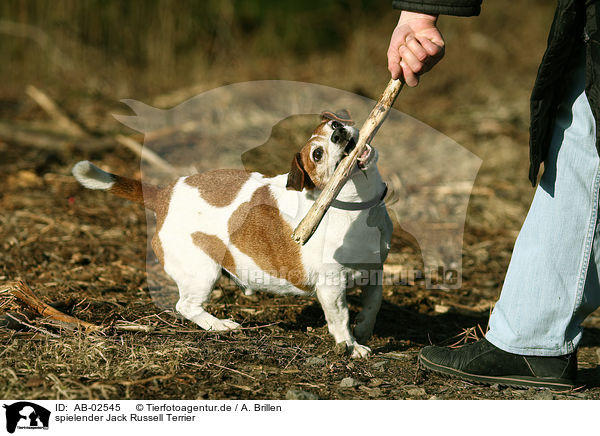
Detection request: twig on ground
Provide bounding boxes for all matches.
[236,321,281,330]
[205,362,257,380]
[296,382,323,389]
[283,346,304,369]
[447,324,488,348]
[111,321,156,333]
[4,313,60,338]
[151,313,184,329]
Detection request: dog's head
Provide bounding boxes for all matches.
[286,110,377,191]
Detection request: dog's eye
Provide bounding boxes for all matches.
[331,121,343,130]
[312,147,323,162]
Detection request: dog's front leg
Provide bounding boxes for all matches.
[354,282,382,344]
[316,285,371,358]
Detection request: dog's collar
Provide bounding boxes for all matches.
[330,184,387,211]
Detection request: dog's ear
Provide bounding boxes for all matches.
[286,153,315,191]
[321,109,354,126]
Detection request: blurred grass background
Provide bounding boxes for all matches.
[0,0,555,122]
[0,0,557,226]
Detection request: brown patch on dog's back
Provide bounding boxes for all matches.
[185,169,250,207]
[191,232,236,272]
[151,183,175,265]
[228,185,308,289]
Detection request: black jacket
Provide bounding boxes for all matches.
[392,0,481,16]
[392,0,599,185]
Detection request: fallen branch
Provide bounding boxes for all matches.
[0,282,202,336]
[0,280,99,331]
[0,281,277,337]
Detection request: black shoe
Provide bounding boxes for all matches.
[418,338,576,390]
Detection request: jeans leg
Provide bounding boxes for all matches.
[486,58,600,356]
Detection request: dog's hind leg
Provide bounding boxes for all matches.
[354,282,382,344]
[171,257,240,332]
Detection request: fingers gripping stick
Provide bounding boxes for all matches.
[291,78,404,245]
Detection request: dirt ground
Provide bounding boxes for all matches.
[1,1,600,400]
[2,114,600,400]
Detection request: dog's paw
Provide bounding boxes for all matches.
[207,318,241,332]
[350,343,372,359]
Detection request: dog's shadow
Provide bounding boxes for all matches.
[578,367,600,388]
[288,294,600,388]
[366,297,490,352]
[285,294,488,349]
[578,328,600,388]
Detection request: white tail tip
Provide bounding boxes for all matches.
[72,160,115,190]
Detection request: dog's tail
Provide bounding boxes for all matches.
[72,160,160,211]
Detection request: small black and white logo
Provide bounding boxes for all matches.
[3,402,50,434]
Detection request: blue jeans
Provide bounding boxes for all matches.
[486,57,600,356]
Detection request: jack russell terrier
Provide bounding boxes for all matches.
[72,110,392,358]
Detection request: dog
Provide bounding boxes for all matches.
[72,110,392,358]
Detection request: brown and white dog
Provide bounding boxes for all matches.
[72,111,392,358]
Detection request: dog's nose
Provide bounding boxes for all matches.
[331,127,346,144]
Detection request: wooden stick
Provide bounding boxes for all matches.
[0,280,99,331]
[291,78,404,244]
[112,321,156,332]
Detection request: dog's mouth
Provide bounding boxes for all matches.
[342,137,356,157]
[340,138,373,170]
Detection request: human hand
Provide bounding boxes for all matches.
[387,11,445,86]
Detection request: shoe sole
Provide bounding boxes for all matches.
[418,353,575,391]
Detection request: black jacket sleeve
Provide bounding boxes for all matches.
[392,0,482,17]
